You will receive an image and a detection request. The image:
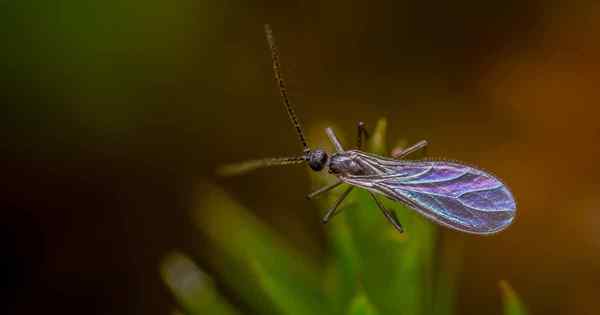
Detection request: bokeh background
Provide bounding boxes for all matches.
[3,1,600,314]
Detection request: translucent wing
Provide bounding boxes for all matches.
[340,151,516,234]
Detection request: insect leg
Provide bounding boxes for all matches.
[325,128,345,153]
[306,180,343,199]
[322,186,354,224]
[391,140,428,159]
[357,121,370,149]
[369,192,404,233]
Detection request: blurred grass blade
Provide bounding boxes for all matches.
[192,183,331,315]
[366,118,387,154]
[433,233,464,315]
[160,252,239,315]
[348,291,381,315]
[323,204,361,314]
[499,280,528,315]
[252,258,330,315]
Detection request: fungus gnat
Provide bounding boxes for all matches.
[218,25,516,235]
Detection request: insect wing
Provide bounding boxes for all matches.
[341,152,516,234]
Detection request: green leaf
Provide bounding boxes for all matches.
[160,252,239,315]
[499,280,528,315]
[192,183,331,315]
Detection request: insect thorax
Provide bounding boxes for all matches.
[328,152,369,176]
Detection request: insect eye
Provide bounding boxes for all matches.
[308,149,328,171]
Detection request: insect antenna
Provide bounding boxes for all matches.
[217,156,306,176]
[264,24,310,153]
[216,25,313,177]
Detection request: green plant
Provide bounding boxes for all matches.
[161,119,527,315]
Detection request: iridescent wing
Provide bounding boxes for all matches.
[340,150,516,234]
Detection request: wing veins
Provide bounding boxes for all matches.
[383,182,510,212]
[372,182,476,229]
[388,181,504,198]
[456,184,505,198]
[401,169,468,184]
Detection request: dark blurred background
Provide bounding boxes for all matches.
[3,1,600,314]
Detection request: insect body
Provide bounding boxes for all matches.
[218,25,516,235]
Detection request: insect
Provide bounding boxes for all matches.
[218,24,516,235]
